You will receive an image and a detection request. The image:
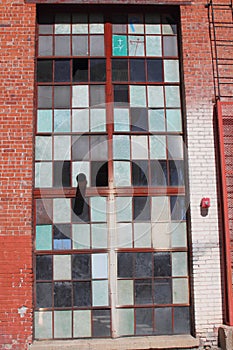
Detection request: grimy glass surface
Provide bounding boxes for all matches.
[35,8,190,340]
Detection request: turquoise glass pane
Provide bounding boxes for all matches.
[90,109,106,132]
[131,135,148,159]
[72,224,90,249]
[116,197,132,222]
[146,36,162,56]
[53,198,71,223]
[92,253,108,279]
[166,109,182,132]
[150,135,166,159]
[171,222,187,247]
[134,223,151,248]
[151,196,170,222]
[165,86,181,107]
[54,311,72,338]
[148,109,165,132]
[128,36,145,56]
[72,161,90,187]
[173,278,189,304]
[35,136,52,161]
[164,60,180,82]
[34,311,52,339]
[114,108,130,131]
[54,255,71,280]
[130,86,146,107]
[92,224,108,249]
[112,35,128,56]
[90,197,106,222]
[117,309,134,336]
[37,110,52,133]
[54,109,71,132]
[54,136,71,160]
[113,135,130,160]
[114,161,131,187]
[35,162,52,188]
[72,85,89,108]
[152,222,171,249]
[117,223,133,248]
[172,252,188,276]
[117,280,134,305]
[147,86,164,108]
[73,310,91,337]
[36,225,52,250]
[92,280,109,306]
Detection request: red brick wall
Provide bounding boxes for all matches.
[0,0,36,349]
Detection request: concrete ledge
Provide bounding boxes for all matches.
[218,325,233,350]
[30,335,199,350]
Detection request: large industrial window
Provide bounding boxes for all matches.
[34,6,190,340]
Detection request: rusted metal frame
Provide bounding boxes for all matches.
[216,99,233,326]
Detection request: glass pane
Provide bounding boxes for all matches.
[72,36,88,56]
[55,36,70,56]
[171,222,187,248]
[113,135,130,160]
[116,197,132,222]
[167,135,183,159]
[34,311,52,339]
[54,282,72,307]
[130,108,148,131]
[73,281,91,306]
[145,23,161,34]
[92,224,108,248]
[112,35,128,56]
[163,36,178,56]
[146,36,162,56]
[72,109,89,132]
[154,252,171,277]
[90,197,106,222]
[35,136,52,160]
[154,307,172,335]
[90,59,106,82]
[130,85,146,107]
[154,278,172,304]
[38,86,52,108]
[136,308,153,335]
[54,223,71,249]
[72,254,90,279]
[55,23,70,34]
[152,222,171,249]
[92,253,108,279]
[169,160,185,186]
[117,252,134,278]
[117,223,133,248]
[90,14,104,33]
[151,160,167,186]
[112,59,128,80]
[90,109,106,131]
[54,311,72,338]
[93,310,111,337]
[174,307,190,334]
[36,285,51,311]
[53,160,70,188]
[73,310,91,337]
[35,162,52,188]
[135,279,152,304]
[72,224,90,249]
[54,86,70,108]
[117,309,134,336]
[130,59,145,82]
[128,36,145,56]
[72,197,90,223]
[128,14,144,34]
[38,36,52,56]
[165,86,180,107]
[147,86,164,108]
[72,135,89,161]
[162,24,177,34]
[72,85,89,108]
[170,196,186,221]
[135,252,152,277]
[36,199,53,225]
[54,135,71,160]
[166,109,182,132]
[53,197,71,223]
[73,59,88,82]
[147,59,163,82]
[148,109,165,132]
[132,135,148,159]
[72,14,88,34]
[173,278,189,304]
[37,60,53,82]
[36,225,52,250]
[54,255,71,280]
[91,161,108,187]
[113,23,127,34]
[117,280,133,305]
[37,110,52,133]
[172,252,188,277]
[151,196,170,222]
[55,14,71,34]
[90,135,108,160]
[114,161,131,186]
[92,280,108,306]
[90,85,105,106]
[134,223,151,247]
[114,85,129,105]
[39,24,53,35]
[90,35,105,56]
[132,160,149,187]
[150,135,166,159]
[164,60,180,82]
[54,60,70,82]
[114,108,130,131]
[54,109,70,132]
[36,255,53,281]
[133,196,151,221]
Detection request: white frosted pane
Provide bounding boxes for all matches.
[35,136,52,161]
[147,86,164,108]
[34,311,52,339]
[166,109,182,132]
[114,161,131,187]
[90,197,106,222]
[72,224,90,249]
[54,136,71,160]
[171,222,187,247]
[128,14,144,34]
[117,280,134,305]
[165,86,181,107]
[90,109,106,132]
[117,223,133,248]
[35,162,52,188]
[90,14,104,33]
[92,253,108,279]
[92,280,108,306]
[152,222,171,249]
[72,85,89,108]
[145,24,161,34]
[54,109,71,132]
[53,198,71,223]
[113,135,130,160]
[72,109,89,132]
[172,252,188,276]
[92,224,108,249]
[130,86,146,107]
[116,197,132,222]
[128,36,145,56]
[162,24,177,34]
[117,309,134,336]
[164,60,180,82]
[146,36,162,56]
[173,278,189,304]
[151,196,170,222]
[72,24,88,34]
[150,135,166,159]
[132,136,148,159]
[114,108,130,131]
[54,255,71,280]
[73,310,91,337]
[134,223,151,248]
[90,23,104,33]
[54,311,72,338]
[148,109,165,132]
[72,161,90,187]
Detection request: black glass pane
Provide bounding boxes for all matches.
[93,310,111,337]
[151,160,167,186]
[130,59,146,82]
[154,278,172,304]
[72,254,91,280]
[36,282,52,308]
[117,252,134,278]
[135,252,152,277]
[133,197,151,221]
[54,86,70,108]
[135,279,152,304]
[72,197,90,223]
[136,308,153,335]
[154,252,171,277]
[37,60,53,82]
[147,59,163,82]
[54,282,72,307]
[36,199,53,224]
[114,85,129,106]
[154,307,172,335]
[91,161,108,187]
[54,224,71,250]
[72,135,89,161]
[90,59,106,82]
[73,281,91,307]
[36,255,53,280]
[169,160,184,186]
[54,60,70,82]
[131,108,148,131]
[112,59,128,81]
[174,307,190,334]
[132,161,148,187]
[170,196,186,221]
[73,59,88,82]
[53,161,71,188]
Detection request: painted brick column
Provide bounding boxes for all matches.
[0,1,36,349]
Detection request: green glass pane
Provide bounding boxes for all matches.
[72,109,89,132]
[92,224,108,249]
[92,280,109,306]
[54,109,71,132]
[54,255,71,280]
[172,252,188,277]
[134,223,151,248]
[152,222,171,249]
[113,135,130,160]
[151,196,170,222]
[132,135,148,159]
[117,223,133,248]
[72,85,89,108]
[37,110,52,133]
[72,161,90,187]
[54,136,71,160]
[35,136,52,161]
[117,309,134,336]
[146,36,162,56]
[173,278,189,304]
[92,253,108,279]
[90,197,106,222]
[114,161,131,187]
[72,224,90,249]
[114,108,130,131]
[53,198,71,223]
[35,162,52,188]
[166,109,182,132]
[73,310,91,337]
[164,60,180,82]
[165,86,181,107]
[148,109,165,132]
[112,35,128,56]
[34,311,52,339]
[128,36,145,56]
[147,86,164,108]
[36,225,52,250]
[171,222,187,247]
[150,135,166,159]
[54,310,72,338]
[130,85,146,107]
[116,197,132,222]
[90,109,106,132]
[117,280,133,305]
